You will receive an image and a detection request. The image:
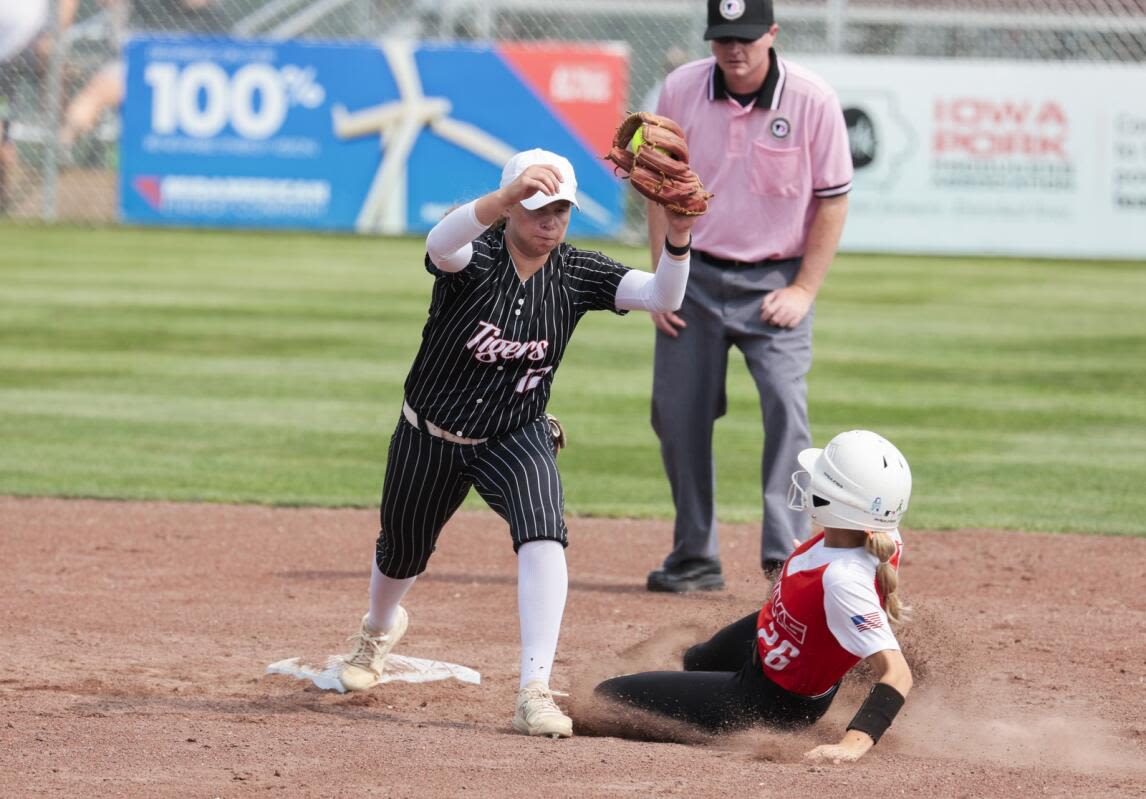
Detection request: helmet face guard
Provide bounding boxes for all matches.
[787,468,812,513]
[787,431,912,533]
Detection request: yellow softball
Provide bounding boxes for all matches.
[629,127,668,156]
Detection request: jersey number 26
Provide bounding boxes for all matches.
[758,621,801,671]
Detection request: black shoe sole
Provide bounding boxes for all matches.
[646,573,725,593]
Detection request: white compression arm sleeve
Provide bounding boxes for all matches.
[425,200,486,273]
[614,249,690,312]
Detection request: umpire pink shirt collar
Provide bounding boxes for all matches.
[709,47,786,110]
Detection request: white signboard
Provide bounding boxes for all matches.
[801,56,1146,260]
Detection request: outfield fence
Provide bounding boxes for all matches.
[3,0,1146,233]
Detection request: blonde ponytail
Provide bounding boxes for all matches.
[866,531,908,624]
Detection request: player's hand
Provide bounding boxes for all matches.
[760,284,814,328]
[664,208,697,239]
[803,742,869,764]
[804,729,875,764]
[650,310,687,338]
[500,164,565,206]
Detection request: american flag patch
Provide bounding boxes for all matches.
[850,612,883,632]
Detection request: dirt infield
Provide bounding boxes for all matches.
[3,497,1144,798]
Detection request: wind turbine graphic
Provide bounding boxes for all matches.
[332,39,613,234]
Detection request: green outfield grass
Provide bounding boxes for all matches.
[1,223,1144,535]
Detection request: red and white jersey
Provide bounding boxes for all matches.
[755,532,903,697]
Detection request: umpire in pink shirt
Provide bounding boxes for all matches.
[646,0,853,593]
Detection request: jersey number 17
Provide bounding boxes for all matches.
[515,366,553,394]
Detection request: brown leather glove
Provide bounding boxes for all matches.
[604,112,713,216]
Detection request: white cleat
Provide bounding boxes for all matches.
[338,606,408,692]
[512,680,573,739]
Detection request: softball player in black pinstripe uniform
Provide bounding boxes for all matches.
[335,148,698,738]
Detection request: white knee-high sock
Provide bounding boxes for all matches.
[366,559,416,633]
[517,539,568,689]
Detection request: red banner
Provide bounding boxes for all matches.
[498,42,630,161]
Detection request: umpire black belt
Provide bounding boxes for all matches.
[694,249,801,269]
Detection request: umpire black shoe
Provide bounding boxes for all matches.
[646,560,725,593]
[763,559,785,580]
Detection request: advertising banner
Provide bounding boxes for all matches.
[120,37,629,237]
[802,57,1146,259]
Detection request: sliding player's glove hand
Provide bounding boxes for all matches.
[604,112,713,216]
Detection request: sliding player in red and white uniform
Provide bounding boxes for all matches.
[596,430,913,763]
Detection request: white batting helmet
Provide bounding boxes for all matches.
[786,430,912,533]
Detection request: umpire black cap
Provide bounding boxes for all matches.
[704,0,775,41]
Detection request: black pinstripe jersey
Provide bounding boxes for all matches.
[403,227,630,439]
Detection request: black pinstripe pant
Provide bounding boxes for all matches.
[375,413,567,579]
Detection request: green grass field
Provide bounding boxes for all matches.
[2,223,1144,535]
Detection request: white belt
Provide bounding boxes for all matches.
[403,400,488,445]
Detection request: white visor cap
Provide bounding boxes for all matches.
[500,148,580,210]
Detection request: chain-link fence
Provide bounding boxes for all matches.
[2,0,1145,226]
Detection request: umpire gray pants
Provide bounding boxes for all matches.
[652,253,812,569]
